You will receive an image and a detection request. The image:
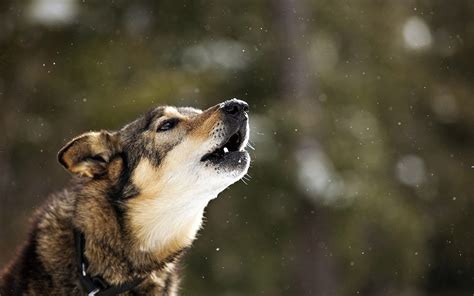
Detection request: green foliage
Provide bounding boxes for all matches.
[1,0,473,295]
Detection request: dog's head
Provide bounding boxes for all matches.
[58,99,250,254]
[58,99,250,190]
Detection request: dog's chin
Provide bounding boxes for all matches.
[205,150,250,173]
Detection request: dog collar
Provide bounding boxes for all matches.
[74,228,145,296]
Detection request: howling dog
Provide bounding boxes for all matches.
[0,99,250,295]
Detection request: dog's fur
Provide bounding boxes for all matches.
[0,100,250,295]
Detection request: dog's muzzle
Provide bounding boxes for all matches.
[201,99,250,166]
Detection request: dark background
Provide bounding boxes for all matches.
[1,0,473,295]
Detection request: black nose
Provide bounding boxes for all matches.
[221,99,249,118]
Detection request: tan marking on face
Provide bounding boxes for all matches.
[130,157,164,198]
[187,108,223,140]
[162,106,186,120]
[145,105,222,148]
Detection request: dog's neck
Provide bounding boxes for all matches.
[126,188,213,259]
[126,157,223,260]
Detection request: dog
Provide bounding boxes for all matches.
[0,99,250,295]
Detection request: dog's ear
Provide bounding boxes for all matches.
[58,131,121,178]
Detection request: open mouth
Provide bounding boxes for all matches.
[201,126,247,162]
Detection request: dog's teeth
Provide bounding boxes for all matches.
[223,147,229,153]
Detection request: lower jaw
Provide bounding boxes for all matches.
[211,152,250,173]
[203,151,248,165]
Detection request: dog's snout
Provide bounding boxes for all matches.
[221,99,249,120]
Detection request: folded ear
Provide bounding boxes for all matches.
[58,131,121,178]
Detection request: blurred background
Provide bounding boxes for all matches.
[1,0,473,295]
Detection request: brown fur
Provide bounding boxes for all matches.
[0,158,181,295]
[0,100,250,295]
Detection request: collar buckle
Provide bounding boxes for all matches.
[88,288,100,296]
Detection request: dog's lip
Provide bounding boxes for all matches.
[201,125,247,162]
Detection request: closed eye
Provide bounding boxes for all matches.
[157,118,180,132]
